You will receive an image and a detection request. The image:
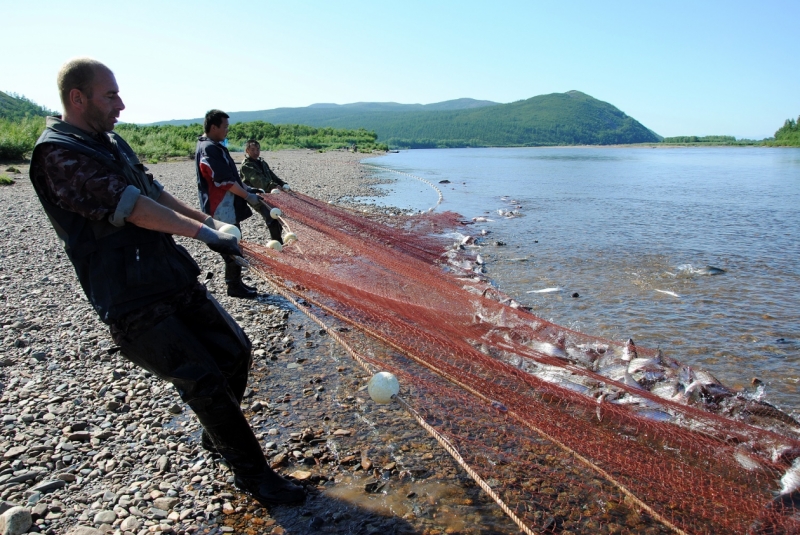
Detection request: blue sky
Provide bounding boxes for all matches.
[3,0,798,139]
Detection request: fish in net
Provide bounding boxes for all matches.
[243,190,800,535]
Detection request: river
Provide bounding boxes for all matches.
[362,146,800,414]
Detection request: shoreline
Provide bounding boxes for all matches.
[0,151,520,535]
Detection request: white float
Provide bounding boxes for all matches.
[218,224,241,242]
[367,372,400,404]
[284,232,298,243]
[270,207,282,219]
[266,240,283,251]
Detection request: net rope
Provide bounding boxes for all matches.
[243,190,800,535]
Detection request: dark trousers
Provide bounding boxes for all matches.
[113,290,267,473]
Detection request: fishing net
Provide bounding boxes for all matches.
[244,191,800,535]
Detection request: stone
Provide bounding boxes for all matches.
[152,497,178,511]
[65,527,104,535]
[3,446,26,459]
[0,506,32,535]
[120,516,140,531]
[92,510,116,524]
[156,455,170,473]
[29,479,66,493]
[289,470,312,481]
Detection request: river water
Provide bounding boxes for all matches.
[362,147,800,414]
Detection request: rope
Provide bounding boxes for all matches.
[362,163,444,213]
[247,264,538,535]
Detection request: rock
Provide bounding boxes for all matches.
[167,403,182,414]
[120,516,140,531]
[29,479,66,493]
[65,527,104,535]
[3,446,26,459]
[152,497,178,511]
[289,470,312,481]
[149,507,168,519]
[156,455,170,473]
[56,473,77,482]
[92,510,115,524]
[67,431,91,442]
[0,506,32,535]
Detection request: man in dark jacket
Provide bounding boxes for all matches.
[29,58,305,507]
[195,111,283,298]
[240,139,289,193]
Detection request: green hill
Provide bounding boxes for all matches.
[0,92,57,160]
[0,91,56,121]
[154,92,659,147]
[156,98,499,127]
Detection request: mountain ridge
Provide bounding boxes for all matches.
[151,91,660,147]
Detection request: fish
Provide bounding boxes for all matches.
[781,458,800,495]
[531,341,567,358]
[654,289,680,298]
[622,339,638,362]
[676,264,726,277]
[598,363,629,382]
[696,265,726,275]
[627,357,661,374]
[734,450,765,472]
[635,409,673,422]
[527,287,562,294]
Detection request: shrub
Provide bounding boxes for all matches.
[0,116,44,160]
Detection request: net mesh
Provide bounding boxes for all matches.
[245,191,800,535]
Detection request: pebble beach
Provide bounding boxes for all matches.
[0,151,518,535]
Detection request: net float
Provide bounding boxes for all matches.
[368,372,400,404]
[284,232,298,243]
[270,208,282,219]
[266,240,283,251]
[218,223,241,242]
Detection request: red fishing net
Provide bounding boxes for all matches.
[244,191,800,535]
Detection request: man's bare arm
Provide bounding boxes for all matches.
[156,190,209,223]
[126,195,202,237]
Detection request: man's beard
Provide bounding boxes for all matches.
[86,101,115,133]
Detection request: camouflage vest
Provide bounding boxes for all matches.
[30,118,200,323]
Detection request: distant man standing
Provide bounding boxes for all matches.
[195,111,283,298]
[29,58,305,507]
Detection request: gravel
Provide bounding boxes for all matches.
[0,151,518,535]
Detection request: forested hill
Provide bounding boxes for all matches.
[155,92,658,147]
[0,91,55,120]
[156,98,499,127]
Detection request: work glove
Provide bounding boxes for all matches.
[203,216,227,230]
[245,193,264,208]
[195,225,243,257]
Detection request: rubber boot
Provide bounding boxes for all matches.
[257,204,284,243]
[224,260,257,299]
[267,219,283,244]
[202,416,306,506]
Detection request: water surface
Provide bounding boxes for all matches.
[363,147,800,413]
